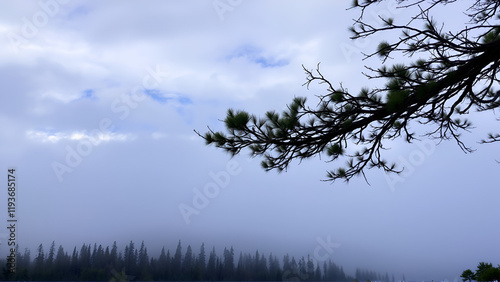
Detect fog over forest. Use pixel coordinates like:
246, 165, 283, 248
1, 1, 499, 281
1, 240, 397, 281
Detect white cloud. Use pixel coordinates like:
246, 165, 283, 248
26, 129, 134, 144
151, 131, 168, 140
41, 90, 82, 103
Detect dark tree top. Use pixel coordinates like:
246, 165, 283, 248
198, 0, 500, 183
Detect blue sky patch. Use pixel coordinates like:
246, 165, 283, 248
66, 5, 91, 19
254, 57, 288, 68
82, 89, 95, 99
75, 89, 96, 101
177, 96, 192, 105
228, 45, 289, 68
145, 89, 168, 104
144, 89, 192, 105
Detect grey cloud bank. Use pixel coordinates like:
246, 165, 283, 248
0, 1, 499, 281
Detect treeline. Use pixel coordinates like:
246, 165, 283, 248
1, 240, 388, 281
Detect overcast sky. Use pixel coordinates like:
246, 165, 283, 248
1, 1, 499, 281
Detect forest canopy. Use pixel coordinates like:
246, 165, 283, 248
2, 240, 388, 281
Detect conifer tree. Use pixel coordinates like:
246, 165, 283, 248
183, 244, 194, 280
197, 242, 206, 277
223, 246, 235, 280
33, 243, 45, 278
123, 241, 137, 275
54, 245, 69, 280
110, 241, 118, 270
46, 241, 56, 270
138, 241, 150, 280
173, 240, 183, 279
206, 246, 217, 280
